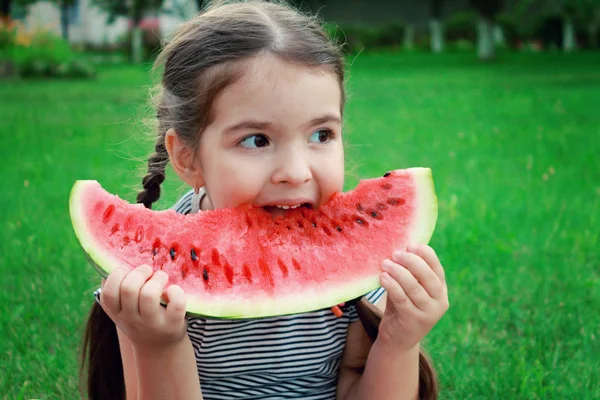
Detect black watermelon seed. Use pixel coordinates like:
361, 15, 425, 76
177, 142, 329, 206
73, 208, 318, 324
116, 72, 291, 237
203, 268, 209, 281
356, 218, 365, 225
312, 222, 317, 228
190, 249, 198, 261
370, 211, 379, 218
152, 248, 158, 255
383, 171, 391, 177
336, 226, 342, 232
170, 248, 176, 260
387, 197, 405, 206
356, 203, 364, 212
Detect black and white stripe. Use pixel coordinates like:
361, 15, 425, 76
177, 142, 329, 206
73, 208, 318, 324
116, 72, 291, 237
187, 289, 383, 400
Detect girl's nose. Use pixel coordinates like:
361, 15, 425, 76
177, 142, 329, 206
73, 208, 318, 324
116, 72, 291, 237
271, 149, 312, 186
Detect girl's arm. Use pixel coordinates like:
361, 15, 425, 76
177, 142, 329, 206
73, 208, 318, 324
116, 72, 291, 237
101, 265, 203, 400
337, 245, 448, 400
337, 293, 420, 400
133, 334, 201, 400
117, 328, 202, 400
116, 327, 138, 399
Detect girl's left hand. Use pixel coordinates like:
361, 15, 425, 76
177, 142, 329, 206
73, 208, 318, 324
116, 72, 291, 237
378, 244, 449, 351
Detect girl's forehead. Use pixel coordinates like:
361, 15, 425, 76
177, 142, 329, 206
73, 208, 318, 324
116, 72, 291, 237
210, 55, 342, 125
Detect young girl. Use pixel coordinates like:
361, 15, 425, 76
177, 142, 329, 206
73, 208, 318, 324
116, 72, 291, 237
80, 1, 449, 399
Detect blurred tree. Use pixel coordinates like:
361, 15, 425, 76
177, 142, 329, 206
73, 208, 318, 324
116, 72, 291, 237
562, 0, 577, 50
93, 0, 164, 63
563, 0, 600, 50
520, 0, 600, 50
1, 0, 11, 23
430, 0, 444, 52
55, 0, 77, 41
588, 1, 600, 48
470, 0, 503, 60
3, 0, 37, 23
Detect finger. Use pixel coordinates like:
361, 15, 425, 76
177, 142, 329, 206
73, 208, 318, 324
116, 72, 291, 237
380, 271, 412, 311
139, 270, 170, 319
163, 285, 187, 324
119, 265, 154, 316
100, 267, 129, 317
392, 250, 443, 299
408, 244, 445, 284
382, 259, 431, 311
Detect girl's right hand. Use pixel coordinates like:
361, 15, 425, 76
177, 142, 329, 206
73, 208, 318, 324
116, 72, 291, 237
100, 264, 188, 350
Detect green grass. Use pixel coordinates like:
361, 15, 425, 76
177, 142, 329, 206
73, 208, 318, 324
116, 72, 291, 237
1, 52, 599, 399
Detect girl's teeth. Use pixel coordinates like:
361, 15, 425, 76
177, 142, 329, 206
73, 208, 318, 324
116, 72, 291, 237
275, 204, 301, 210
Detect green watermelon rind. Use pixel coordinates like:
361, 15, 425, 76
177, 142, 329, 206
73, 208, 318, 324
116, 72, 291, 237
70, 168, 437, 319
409, 167, 439, 245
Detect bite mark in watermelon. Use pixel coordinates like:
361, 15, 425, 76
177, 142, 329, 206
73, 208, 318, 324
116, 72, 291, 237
70, 168, 438, 318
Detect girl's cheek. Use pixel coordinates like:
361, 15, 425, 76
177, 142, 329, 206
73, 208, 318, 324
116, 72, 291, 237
215, 180, 262, 209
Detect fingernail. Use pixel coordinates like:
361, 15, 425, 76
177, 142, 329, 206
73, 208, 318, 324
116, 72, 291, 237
392, 250, 403, 260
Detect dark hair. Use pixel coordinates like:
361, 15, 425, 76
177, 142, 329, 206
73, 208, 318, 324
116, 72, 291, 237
79, 1, 438, 398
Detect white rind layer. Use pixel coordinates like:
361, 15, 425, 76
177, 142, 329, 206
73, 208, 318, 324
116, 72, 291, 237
186, 275, 382, 319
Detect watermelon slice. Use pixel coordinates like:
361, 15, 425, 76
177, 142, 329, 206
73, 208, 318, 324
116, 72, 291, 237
70, 168, 437, 318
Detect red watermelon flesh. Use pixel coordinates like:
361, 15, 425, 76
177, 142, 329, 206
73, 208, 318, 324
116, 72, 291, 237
69, 168, 437, 318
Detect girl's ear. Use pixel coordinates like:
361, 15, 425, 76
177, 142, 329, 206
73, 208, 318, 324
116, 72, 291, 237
165, 128, 205, 189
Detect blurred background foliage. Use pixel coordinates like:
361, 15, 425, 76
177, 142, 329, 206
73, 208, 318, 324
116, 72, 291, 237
1, 0, 599, 79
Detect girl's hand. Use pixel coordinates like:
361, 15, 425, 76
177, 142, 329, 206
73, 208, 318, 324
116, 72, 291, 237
100, 265, 188, 350
378, 244, 449, 351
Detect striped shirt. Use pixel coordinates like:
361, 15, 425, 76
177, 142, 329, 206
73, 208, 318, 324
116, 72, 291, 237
98, 190, 385, 400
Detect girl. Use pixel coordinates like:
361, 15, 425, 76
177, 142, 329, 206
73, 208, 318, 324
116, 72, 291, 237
80, 1, 449, 399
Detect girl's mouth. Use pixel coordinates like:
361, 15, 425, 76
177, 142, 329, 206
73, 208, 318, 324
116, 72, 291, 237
263, 203, 313, 217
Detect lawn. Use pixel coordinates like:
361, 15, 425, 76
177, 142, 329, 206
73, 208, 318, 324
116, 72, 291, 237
1, 51, 599, 399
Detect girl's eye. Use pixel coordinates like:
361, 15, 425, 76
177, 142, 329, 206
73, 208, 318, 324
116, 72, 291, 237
239, 134, 269, 149
309, 129, 333, 144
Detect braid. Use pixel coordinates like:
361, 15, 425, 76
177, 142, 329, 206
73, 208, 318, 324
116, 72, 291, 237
136, 138, 168, 209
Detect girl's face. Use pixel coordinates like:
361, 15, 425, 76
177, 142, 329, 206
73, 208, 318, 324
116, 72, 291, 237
196, 55, 344, 217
